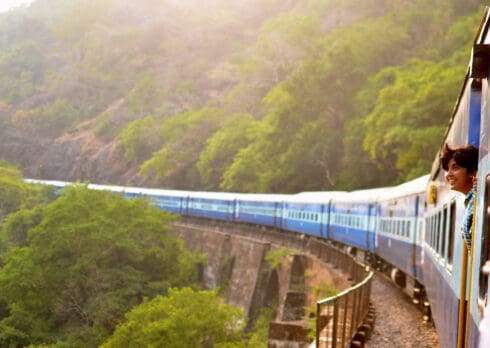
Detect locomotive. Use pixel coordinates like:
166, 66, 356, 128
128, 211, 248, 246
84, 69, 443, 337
25, 6, 490, 348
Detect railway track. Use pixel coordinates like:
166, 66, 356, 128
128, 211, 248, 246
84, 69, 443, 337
367, 273, 439, 347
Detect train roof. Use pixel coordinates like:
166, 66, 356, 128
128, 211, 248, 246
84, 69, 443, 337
378, 174, 429, 201
235, 192, 290, 202
286, 191, 348, 203
24, 178, 71, 187
332, 187, 390, 203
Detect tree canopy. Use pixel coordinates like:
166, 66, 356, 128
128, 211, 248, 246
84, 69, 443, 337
101, 287, 245, 348
0, 184, 203, 347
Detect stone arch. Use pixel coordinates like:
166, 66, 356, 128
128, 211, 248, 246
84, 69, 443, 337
218, 255, 235, 289
264, 269, 279, 312
289, 254, 306, 291
280, 254, 307, 321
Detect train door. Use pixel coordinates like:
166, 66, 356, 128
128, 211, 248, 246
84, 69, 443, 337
366, 203, 376, 252
319, 203, 325, 238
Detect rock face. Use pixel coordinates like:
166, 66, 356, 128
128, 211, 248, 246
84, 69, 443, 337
0, 122, 141, 185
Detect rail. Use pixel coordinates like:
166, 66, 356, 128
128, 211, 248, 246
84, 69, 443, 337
316, 264, 373, 348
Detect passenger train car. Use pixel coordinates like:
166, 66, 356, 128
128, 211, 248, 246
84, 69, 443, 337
24, 7, 490, 348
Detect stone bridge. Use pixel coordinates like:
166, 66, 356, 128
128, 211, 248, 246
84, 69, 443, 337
173, 218, 351, 347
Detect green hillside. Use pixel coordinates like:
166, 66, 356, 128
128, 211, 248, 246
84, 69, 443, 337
0, 0, 484, 192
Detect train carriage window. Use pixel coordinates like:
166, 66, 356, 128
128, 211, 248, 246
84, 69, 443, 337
479, 176, 490, 303
434, 215, 438, 250
430, 216, 435, 248
436, 212, 441, 255
441, 206, 447, 259
426, 217, 431, 245
429, 216, 433, 245
448, 201, 457, 267
430, 216, 434, 248
425, 217, 429, 243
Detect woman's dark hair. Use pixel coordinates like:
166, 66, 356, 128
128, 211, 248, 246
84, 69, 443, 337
440, 143, 479, 173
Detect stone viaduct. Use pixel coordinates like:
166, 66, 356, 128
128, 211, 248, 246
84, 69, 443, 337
173, 218, 352, 347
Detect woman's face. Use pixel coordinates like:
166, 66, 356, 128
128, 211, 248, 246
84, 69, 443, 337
445, 158, 474, 194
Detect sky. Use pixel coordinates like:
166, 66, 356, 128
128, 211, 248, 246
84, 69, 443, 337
0, 0, 35, 13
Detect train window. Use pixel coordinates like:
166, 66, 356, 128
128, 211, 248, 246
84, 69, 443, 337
425, 217, 429, 243
427, 216, 432, 246
434, 214, 439, 250
448, 201, 457, 267
431, 216, 435, 247
426, 217, 430, 244
479, 175, 490, 302
441, 206, 447, 259
436, 212, 442, 255
425, 218, 430, 244
431, 216, 435, 248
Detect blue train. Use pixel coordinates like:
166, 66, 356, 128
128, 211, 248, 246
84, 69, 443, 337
25, 7, 490, 348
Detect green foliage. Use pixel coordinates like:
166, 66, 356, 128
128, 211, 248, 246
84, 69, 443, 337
220, 113, 277, 193
362, 53, 466, 181
304, 281, 339, 340
0, 40, 47, 103
197, 113, 258, 189
140, 107, 224, 188
0, 205, 45, 252
101, 287, 245, 348
0, 162, 52, 222
246, 307, 276, 348
265, 247, 295, 270
118, 115, 160, 162
12, 99, 79, 137
126, 71, 166, 115
93, 111, 111, 137
0, 185, 202, 347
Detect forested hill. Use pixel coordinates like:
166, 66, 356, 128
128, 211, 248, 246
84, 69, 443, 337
0, 0, 484, 193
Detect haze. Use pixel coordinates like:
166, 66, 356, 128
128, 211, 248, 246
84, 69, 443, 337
0, 0, 35, 13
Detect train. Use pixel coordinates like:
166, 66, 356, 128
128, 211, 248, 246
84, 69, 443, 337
25, 7, 490, 348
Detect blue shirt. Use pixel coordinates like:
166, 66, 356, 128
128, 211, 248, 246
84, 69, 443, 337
462, 188, 474, 251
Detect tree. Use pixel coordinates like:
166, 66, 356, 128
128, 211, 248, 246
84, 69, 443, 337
362, 53, 466, 182
139, 107, 224, 188
0, 161, 52, 222
197, 113, 258, 189
0, 185, 202, 347
101, 287, 245, 348
118, 115, 160, 162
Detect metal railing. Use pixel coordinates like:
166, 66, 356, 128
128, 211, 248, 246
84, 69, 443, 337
316, 266, 373, 348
